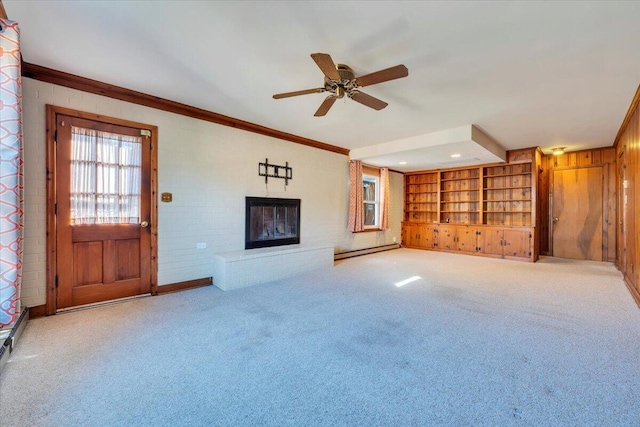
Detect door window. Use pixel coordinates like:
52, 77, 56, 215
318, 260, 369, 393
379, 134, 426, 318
70, 126, 142, 224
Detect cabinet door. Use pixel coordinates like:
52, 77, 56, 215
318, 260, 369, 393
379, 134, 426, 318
408, 224, 422, 247
481, 228, 504, 256
457, 226, 478, 253
402, 224, 417, 247
438, 225, 457, 250
419, 225, 435, 248
503, 229, 532, 258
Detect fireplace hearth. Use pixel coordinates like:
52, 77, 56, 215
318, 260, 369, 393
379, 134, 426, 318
245, 197, 300, 249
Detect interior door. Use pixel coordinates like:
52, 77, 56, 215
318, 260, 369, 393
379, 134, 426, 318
552, 168, 603, 260
56, 115, 152, 309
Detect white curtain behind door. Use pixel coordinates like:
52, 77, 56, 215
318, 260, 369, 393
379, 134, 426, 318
70, 127, 142, 225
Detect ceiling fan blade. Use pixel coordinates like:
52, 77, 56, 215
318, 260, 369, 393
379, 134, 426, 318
311, 53, 341, 81
273, 88, 325, 99
350, 91, 388, 111
356, 64, 408, 87
314, 95, 338, 117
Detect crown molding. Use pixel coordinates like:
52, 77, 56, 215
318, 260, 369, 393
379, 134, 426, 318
22, 62, 350, 156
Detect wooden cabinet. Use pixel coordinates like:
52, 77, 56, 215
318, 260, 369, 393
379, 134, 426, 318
402, 149, 540, 262
481, 228, 505, 257
456, 226, 481, 253
436, 224, 457, 251
436, 224, 479, 253
402, 222, 534, 261
502, 229, 533, 259
478, 227, 532, 260
402, 223, 436, 249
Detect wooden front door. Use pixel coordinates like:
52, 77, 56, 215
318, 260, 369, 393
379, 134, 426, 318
54, 113, 153, 309
552, 168, 603, 260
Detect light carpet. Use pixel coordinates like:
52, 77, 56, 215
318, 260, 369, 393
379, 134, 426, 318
1, 249, 639, 426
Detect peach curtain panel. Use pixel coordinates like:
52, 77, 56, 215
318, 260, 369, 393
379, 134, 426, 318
0, 19, 23, 326
347, 160, 364, 232
380, 167, 390, 230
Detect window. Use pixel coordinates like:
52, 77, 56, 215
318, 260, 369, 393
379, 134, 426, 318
363, 174, 380, 228
348, 160, 389, 233
70, 126, 142, 225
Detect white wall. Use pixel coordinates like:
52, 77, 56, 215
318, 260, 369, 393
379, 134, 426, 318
20, 78, 404, 308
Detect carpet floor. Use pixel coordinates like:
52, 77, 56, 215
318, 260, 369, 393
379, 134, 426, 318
1, 249, 639, 426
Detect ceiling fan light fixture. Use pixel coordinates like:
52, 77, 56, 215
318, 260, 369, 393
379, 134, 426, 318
552, 147, 566, 156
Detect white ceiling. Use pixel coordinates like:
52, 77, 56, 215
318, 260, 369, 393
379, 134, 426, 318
5, 1, 640, 171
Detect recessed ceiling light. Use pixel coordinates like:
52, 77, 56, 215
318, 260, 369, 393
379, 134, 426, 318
451, 154, 461, 158
399, 161, 407, 165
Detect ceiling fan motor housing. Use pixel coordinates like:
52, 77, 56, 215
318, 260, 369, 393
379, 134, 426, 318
325, 64, 357, 96
336, 64, 355, 81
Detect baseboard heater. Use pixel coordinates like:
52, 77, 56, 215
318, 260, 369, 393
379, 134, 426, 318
334, 243, 400, 260
0, 307, 29, 375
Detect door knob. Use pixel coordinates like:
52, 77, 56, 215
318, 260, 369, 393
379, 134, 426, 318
140, 220, 149, 228
552, 217, 559, 222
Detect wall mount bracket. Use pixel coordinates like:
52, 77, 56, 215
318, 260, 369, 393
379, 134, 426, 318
259, 158, 292, 186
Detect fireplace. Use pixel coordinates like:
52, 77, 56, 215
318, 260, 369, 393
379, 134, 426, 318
245, 197, 300, 249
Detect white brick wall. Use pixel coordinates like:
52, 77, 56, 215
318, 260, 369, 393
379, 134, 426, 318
20, 78, 404, 308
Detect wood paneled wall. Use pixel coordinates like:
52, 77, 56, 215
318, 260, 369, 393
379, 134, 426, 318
539, 147, 617, 262
615, 86, 640, 306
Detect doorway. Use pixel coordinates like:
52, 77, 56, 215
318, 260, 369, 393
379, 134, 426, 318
551, 167, 603, 260
46, 106, 158, 313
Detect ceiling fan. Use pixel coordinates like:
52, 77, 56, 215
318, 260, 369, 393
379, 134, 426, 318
273, 53, 409, 117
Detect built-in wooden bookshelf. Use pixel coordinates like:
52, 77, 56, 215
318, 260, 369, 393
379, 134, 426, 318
482, 163, 532, 226
402, 148, 540, 262
404, 172, 438, 223
439, 167, 480, 225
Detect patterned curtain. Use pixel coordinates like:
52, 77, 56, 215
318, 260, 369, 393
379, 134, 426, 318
380, 167, 390, 230
347, 160, 364, 232
0, 19, 23, 327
